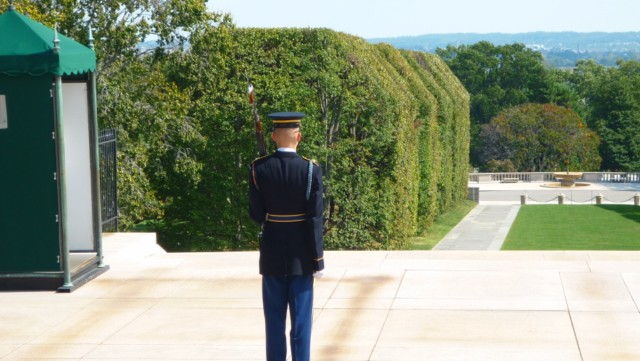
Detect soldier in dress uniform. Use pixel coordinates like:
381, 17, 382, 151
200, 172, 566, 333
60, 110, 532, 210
248, 111, 324, 361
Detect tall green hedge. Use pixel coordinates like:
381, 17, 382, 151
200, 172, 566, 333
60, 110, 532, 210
155, 26, 470, 250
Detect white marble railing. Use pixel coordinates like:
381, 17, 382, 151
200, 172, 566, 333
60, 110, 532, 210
469, 172, 640, 183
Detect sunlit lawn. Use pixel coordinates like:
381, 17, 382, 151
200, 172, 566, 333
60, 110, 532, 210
409, 200, 478, 250
502, 205, 640, 250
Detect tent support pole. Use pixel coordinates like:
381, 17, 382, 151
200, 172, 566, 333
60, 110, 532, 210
55, 75, 73, 289
87, 29, 105, 268
89, 70, 105, 268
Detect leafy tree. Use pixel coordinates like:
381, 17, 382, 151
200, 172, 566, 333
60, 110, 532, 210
87, 0, 224, 229
543, 68, 585, 117
0, 0, 54, 24
97, 55, 207, 229
477, 103, 601, 172
437, 42, 549, 165
2, 0, 221, 63
1, 1, 226, 228
586, 61, 640, 171
437, 42, 548, 123
568, 60, 607, 120
538, 59, 640, 171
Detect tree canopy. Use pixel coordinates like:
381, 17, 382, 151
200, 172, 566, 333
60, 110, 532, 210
584, 61, 640, 171
437, 42, 548, 124
437, 42, 549, 165
478, 103, 601, 172
439, 41, 640, 172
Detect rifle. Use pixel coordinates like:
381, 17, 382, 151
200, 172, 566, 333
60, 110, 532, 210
248, 83, 267, 157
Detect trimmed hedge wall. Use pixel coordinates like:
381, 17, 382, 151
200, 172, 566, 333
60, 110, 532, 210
159, 26, 470, 250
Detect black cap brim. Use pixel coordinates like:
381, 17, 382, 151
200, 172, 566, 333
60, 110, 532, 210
268, 111, 305, 128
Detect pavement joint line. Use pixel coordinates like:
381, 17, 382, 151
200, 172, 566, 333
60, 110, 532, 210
621, 273, 640, 314
560, 273, 586, 361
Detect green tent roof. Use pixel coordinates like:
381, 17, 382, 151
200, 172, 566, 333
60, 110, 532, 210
0, 9, 95, 76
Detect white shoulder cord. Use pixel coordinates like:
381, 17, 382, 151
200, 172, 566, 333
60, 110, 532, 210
306, 161, 313, 200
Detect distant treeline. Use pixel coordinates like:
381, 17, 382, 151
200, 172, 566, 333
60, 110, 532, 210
543, 49, 640, 68
370, 32, 640, 67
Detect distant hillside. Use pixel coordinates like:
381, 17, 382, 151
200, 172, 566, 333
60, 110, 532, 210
369, 32, 640, 67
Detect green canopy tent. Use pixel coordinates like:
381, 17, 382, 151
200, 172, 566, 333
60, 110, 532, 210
0, 7, 95, 76
0, 4, 107, 292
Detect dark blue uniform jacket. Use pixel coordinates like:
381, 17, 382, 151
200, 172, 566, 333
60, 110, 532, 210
249, 151, 325, 276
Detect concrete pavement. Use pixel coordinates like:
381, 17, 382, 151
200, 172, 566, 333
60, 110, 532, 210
3, 233, 640, 360
433, 204, 520, 250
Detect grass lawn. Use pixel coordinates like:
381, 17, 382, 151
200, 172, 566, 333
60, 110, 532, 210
502, 205, 640, 250
409, 199, 478, 250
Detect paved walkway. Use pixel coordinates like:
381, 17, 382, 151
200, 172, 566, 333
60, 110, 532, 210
434, 204, 520, 250
3, 233, 640, 360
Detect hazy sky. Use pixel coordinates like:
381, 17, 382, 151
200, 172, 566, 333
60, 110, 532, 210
207, 0, 640, 38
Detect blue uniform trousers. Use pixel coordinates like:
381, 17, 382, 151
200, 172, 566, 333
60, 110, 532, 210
262, 275, 314, 361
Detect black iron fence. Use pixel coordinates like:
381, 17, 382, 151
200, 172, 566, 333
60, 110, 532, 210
99, 129, 118, 232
